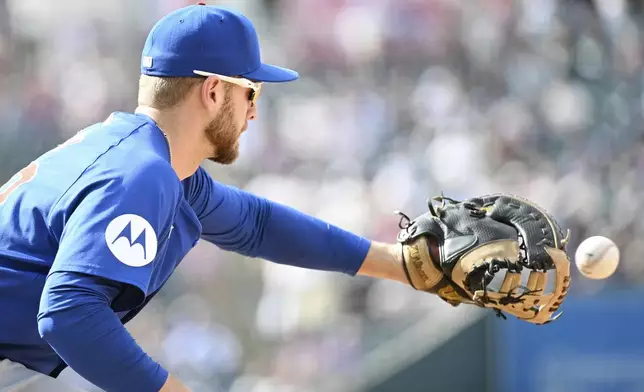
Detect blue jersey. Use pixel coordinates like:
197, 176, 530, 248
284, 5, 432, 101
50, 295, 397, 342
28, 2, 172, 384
0, 112, 202, 373
0, 111, 370, 383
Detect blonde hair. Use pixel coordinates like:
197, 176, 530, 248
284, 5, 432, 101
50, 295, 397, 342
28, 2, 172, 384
137, 75, 204, 109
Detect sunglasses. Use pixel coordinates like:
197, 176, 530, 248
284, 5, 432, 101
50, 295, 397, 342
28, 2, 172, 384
193, 70, 262, 106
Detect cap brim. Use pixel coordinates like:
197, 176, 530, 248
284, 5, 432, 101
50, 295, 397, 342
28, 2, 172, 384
242, 63, 299, 83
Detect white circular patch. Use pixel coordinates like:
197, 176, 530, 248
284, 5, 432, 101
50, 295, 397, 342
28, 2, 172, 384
105, 214, 158, 267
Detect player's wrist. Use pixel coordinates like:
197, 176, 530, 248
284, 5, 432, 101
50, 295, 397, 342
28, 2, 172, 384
357, 242, 409, 285
160, 374, 191, 392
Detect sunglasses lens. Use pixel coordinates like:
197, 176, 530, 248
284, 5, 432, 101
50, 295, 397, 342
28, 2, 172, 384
250, 85, 262, 105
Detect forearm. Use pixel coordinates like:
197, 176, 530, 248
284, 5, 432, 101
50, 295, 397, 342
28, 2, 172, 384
356, 242, 409, 285
199, 183, 371, 274
255, 201, 371, 273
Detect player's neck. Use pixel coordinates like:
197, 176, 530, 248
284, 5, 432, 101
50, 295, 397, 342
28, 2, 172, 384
135, 106, 206, 180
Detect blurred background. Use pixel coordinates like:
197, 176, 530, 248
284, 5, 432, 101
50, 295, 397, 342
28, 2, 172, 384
2, 0, 644, 391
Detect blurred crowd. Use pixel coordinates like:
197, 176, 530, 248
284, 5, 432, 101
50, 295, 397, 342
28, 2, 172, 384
2, 0, 644, 390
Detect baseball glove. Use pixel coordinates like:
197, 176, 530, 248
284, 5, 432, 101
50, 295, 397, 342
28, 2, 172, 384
396, 193, 571, 325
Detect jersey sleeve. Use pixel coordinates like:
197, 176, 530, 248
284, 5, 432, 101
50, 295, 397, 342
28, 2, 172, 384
184, 167, 370, 274
50, 161, 178, 306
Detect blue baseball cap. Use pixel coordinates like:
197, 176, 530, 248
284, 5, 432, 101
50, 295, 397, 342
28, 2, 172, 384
141, 3, 299, 83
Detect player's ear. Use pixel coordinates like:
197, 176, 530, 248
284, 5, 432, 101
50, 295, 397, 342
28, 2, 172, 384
200, 76, 222, 111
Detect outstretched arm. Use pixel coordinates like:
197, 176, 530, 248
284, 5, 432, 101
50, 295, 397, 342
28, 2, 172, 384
185, 167, 410, 284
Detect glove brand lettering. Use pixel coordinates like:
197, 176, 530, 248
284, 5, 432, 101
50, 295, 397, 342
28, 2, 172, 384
409, 245, 430, 284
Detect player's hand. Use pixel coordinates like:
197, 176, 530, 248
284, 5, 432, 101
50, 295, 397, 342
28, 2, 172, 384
160, 374, 192, 392
395, 193, 571, 325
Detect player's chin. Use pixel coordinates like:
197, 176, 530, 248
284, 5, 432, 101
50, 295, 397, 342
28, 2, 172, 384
207, 156, 237, 165
208, 145, 239, 165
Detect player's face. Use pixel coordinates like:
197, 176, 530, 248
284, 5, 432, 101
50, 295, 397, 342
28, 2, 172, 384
204, 84, 256, 164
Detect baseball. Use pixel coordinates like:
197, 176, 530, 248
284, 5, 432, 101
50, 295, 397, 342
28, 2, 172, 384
574, 236, 620, 280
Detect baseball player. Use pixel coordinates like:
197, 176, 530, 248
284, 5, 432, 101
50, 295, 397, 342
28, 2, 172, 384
0, 3, 572, 392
